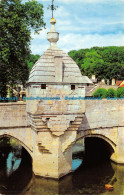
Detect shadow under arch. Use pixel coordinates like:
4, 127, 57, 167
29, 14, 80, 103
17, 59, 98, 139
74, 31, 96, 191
76, 133, 116, 153
0, 134, 33, 158
72, 133, 116, 171
0, 134, 33, 194
70, 133, 116, 194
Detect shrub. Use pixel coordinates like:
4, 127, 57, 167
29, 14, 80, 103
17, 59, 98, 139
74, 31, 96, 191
93, 88, 107, 98
117, 87, 124, 98
107, 88, 117, 98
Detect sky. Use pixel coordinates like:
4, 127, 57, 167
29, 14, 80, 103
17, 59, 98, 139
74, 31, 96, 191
25, 0, 124, 55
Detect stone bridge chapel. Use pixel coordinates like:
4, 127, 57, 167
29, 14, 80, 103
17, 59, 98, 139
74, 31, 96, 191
26, 18, 91, 178
1, 17, 124, 179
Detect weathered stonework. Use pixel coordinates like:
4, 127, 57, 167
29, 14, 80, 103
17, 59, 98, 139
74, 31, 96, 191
1, 19, 124, 179
0, 102, 28, 127
78, 99, 124, 165
26, 18, 90, 178
26, 83, 85, 136
0, 100, 124, 178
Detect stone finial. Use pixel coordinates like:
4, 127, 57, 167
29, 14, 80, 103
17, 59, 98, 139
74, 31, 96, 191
50, 18, 56, 32
47, 18, 59, 49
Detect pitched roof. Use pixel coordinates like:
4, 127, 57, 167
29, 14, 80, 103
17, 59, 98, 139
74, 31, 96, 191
119, 80, 124, 87
116, 80, 123, 86
28, 18, 92, 85
28, 49, 92, 84
120, 84, 124, 87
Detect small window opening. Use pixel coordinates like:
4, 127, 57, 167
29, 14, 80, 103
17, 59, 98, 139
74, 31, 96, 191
70, 121, 73, 125
41, 84, 46, 89
71, 85, 75, 90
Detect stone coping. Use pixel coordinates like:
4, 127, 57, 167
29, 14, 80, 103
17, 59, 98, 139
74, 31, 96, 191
0, 101, 26, 106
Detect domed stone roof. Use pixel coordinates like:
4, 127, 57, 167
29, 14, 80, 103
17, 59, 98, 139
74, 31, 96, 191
28, 18, 92, 84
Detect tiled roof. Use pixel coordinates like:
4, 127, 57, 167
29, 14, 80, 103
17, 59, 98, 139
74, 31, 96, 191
28, 49, 92, 84
28, 18, 92, 85
116, 81, 123, 86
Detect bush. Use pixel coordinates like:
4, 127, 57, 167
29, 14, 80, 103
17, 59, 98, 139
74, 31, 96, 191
107, 88, 117, 98
117, 87, 124, 98
93, 88, 107, 98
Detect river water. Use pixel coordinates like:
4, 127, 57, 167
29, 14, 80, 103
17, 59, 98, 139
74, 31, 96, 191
0, 146, 123, 194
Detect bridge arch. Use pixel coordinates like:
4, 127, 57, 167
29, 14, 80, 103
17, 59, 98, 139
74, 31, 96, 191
0, 134, 33, 158
76, 133, 116, 152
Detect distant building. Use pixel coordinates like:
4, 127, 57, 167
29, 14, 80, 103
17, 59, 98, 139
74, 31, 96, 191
116, 80, 124, 87
119, 81, 124, 88
116, 80, 123, 86
90, 75, 97, 84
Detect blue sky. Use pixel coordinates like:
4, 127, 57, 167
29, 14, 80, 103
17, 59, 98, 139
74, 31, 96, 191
25, 0, 124, 54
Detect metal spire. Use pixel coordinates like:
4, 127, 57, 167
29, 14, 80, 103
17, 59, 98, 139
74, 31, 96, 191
47, 0, 58, 19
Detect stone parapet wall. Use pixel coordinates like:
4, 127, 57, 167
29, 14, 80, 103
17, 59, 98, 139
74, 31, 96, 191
79, 99, 124, 131
0, 102, 28, 128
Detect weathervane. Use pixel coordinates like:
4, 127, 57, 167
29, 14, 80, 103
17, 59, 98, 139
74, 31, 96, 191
47, 0, 58, 19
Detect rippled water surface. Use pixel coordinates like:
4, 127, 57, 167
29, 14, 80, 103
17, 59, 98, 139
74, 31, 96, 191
0, 148, 123, 194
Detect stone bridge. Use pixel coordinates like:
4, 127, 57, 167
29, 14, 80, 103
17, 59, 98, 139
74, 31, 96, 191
1, 18, 124, 179
77, 99, 124, 165
0, 99, 124, 178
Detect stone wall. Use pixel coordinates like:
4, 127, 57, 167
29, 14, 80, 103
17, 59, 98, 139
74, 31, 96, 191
0, 102, 28, 128
1, 99, 124, 131
26, 83, 85, 136
79, 99, 124, 131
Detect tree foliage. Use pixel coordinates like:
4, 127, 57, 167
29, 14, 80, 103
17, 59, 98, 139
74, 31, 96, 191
93, 87, 124, 98
0, 0, 45, 96
93, 88, 107, 98
27, 54, 40, 72
117, 88, 124, 98
68, 46, 124, 82
107, 88, 117, 98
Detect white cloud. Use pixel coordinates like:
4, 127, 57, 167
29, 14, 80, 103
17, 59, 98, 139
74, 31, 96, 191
32, 0, 123, 4
30, 43, 49, 55
25, 0, 124, 55
58, 33, 124, 52
30, 32, 124, 54
54, 6, 70, 17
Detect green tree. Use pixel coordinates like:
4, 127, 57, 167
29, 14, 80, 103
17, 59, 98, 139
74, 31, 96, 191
0, 0, 45, 97
107, 88, 117, 98
81, 51, 104, 81
0, 63, 8, 98
117, 87, 124, 98
27, 54, 40, 72
68, 46, 124, 82
68, 49, 89, 70
93, 88, 107, 98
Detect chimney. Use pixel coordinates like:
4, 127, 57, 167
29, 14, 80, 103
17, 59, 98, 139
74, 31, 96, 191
101, 79, 105, 84
112, 79, 115, 86
92, 75, 96, 80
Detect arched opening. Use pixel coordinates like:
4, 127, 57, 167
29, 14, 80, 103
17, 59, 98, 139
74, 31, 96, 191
84, 137, 114, 165
71, 136, 115, 194
72, 135, 115, 171
0, 136, 32, 194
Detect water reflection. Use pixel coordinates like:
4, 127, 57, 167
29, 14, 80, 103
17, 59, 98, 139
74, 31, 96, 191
21, 162, 124, 195
0, 148, 123, 194
72, 159, 82, 171
7, 152, 21, 176
0, 147, 32, 194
